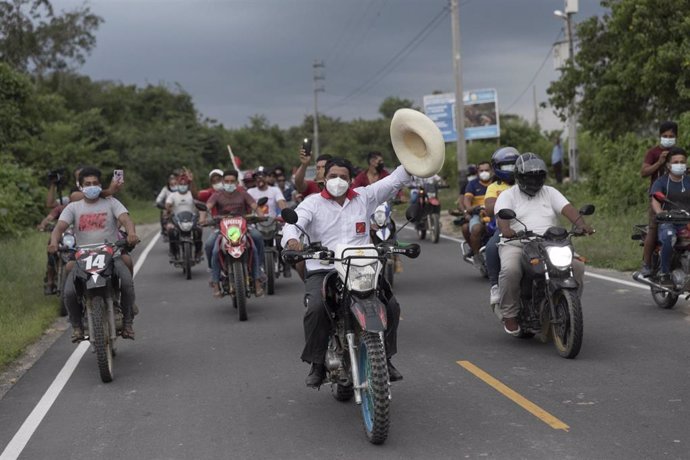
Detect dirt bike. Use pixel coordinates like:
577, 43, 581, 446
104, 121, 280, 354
255, 216, 286, 295
169, 210, 203, 280
496, 204, 595, 359
72, 240, 130, 382
212, 214, 266, 321
411, 182, 441, 243
370, 202, 397, 287
632, 192, 690, 309
281, 208, 420, 444
451, 207, 494, 278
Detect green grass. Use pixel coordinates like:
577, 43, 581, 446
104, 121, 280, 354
0, 232, 62, 371
126, 198, 161, 225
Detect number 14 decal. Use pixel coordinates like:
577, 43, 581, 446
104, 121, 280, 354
83, 254, 106, 270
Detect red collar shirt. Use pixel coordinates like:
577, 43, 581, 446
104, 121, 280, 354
281, 166, 410, 272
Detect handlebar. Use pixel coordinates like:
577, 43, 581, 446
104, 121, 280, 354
282, 242, 421, 264
202, 214, 269, 227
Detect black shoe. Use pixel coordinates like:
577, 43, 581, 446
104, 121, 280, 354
305, 362, 326, 388
71, 327, 85, 343
387, 359, 403, 382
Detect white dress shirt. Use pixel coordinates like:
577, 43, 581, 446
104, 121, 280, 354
281, 165, 411, 272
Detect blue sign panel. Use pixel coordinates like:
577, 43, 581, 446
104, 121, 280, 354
423, 89, 500, 142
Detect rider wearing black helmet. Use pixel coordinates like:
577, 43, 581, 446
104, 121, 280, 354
494, 153, 593, 336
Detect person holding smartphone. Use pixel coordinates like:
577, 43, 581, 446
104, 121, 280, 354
294, 140, 332, 198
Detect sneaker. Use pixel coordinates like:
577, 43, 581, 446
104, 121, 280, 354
70, 327, 85, 343
640, 263, 653, 277
305, 362, 326, 388
254, 280, 265, 297
503, 317, 521, 336
490, 284, 500, 305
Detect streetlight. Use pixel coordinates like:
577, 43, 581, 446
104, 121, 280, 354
554, 2, 578, 182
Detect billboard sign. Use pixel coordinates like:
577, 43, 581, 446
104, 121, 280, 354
423, 88, 500, 142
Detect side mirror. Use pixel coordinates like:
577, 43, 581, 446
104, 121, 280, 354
653, 191, 667, 203
579, 204, 595, 216
496, 209, 516, 220
257, 197, 269, 207
194, 200, 208, 212
281, 208, 299, 224
404, 243, 421, 259
405, 204, 423, 223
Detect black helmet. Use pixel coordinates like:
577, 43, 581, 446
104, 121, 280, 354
491, 147, 519, 184
515, 152, 547, 196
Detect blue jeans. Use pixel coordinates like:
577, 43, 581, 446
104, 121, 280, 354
204, 230, 218, 269
485, 230, 501, 286
658, 223, 684, 274
211, 228, 264, 283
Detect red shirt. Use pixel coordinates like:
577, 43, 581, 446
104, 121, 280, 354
352, 169, 389, 188
644, 145, 667, 187
302, 180, 322, 197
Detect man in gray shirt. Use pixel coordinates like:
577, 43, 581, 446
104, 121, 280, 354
49, 166, 139, 342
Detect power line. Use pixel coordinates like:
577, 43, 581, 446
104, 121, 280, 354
331, 0, 390, 73
324, 4, 449, 113
504, 29, 563, 113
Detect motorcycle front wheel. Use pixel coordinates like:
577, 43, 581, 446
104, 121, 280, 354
551, 289, 583, 359
358, 331, 390, 444
183, 242, 192, 280
56, 260, 67, 316
265, 251, 275, 295
429, 213, 440, 243
90, 296, 114, 382
231, 260, 247, 321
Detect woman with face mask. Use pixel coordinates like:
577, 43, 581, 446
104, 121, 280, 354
649, 147, 690, 284
640, 121, 679, 276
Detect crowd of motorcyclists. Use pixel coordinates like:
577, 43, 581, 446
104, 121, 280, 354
40, 118, 690, 384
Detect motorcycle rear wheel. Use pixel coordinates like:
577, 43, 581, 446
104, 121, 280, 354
651, 287, 679, 309
265, 251, 275, 295
551, 289, 583, 359
183, 242, 192, 280
358, 331, 390, 444
90, 296, 114, 382
430, 213, 440, 243
232, 260, 247, 321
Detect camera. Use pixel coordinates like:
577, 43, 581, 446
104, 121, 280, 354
47, 167, 67, 187
302, 138, 312, 155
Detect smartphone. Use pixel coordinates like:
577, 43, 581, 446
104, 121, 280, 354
113, 169, 124, 184
302, 138, 312, 156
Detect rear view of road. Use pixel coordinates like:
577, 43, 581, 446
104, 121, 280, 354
1, 230, 689, 459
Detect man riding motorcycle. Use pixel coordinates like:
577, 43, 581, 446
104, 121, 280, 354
649, 147, 690, 285
495, 153, 593, 336
485, 147, 519, 307
48, 166, 139, 341
205, 170, 265, 297
282, 158, 410, 387
165, 174, 203, 262
461, 161, 494, 262
247, 169, 287, 217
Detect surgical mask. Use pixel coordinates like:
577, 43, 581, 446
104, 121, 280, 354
326, 177, 349, 197
479, 171, 491, 181
178, 185, 189, 193
375, 163, 385, 173
170, 185, 179, 192
661, 137, 676, 148
212, 182, 223, 191
670, 164, 686, 176
223, 183, 237, 193
467, 175, 477, 182
82, 185, 102, 200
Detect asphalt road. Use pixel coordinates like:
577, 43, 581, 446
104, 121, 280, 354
1, 227, 689, 459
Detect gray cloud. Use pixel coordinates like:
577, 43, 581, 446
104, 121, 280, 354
53, 0, 605, 131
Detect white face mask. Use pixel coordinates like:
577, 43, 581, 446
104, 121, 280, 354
326, 177, 349, 197
670, 163, 686, 176
661, 137, 676, 148
478, 171, 491, 181
467, 175, 477, 182
212, 182, 223, 191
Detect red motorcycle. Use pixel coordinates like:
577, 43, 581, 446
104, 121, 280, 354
214, 214, 266, 321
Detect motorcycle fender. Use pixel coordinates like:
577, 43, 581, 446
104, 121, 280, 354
85, 273, 107, 289
548, 277, 578, 295
349, 296, 387, 332
229, 246, 244, 259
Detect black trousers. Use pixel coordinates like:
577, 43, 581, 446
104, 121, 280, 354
301, 271, 400, 364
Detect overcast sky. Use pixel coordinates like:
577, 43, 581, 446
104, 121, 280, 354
52, 0, 606, 132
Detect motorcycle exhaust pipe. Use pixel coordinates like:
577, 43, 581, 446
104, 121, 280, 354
632, 272, 676, 294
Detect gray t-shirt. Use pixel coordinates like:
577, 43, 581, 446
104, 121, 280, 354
58, 197, 128, 245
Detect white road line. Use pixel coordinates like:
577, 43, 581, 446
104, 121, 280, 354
402, 227, 647, 290
0, 232, 160, 460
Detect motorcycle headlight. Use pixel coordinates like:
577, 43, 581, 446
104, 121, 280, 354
346, 263, 378, 292
546, 246, 572, 270
227, 227, 241, 243
373, 210, 387, 227
179, 221, 193, 232
61, 234, 76, 249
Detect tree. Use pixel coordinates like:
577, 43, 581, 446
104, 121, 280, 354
0, 0, 102, 74
378, 96, 417, 119
547, 0, 690, 138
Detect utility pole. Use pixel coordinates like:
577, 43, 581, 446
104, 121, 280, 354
450, 0, 467, 192
532, 85, 539, 129
554, 0, 578, 181
312, 60, 325, 157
